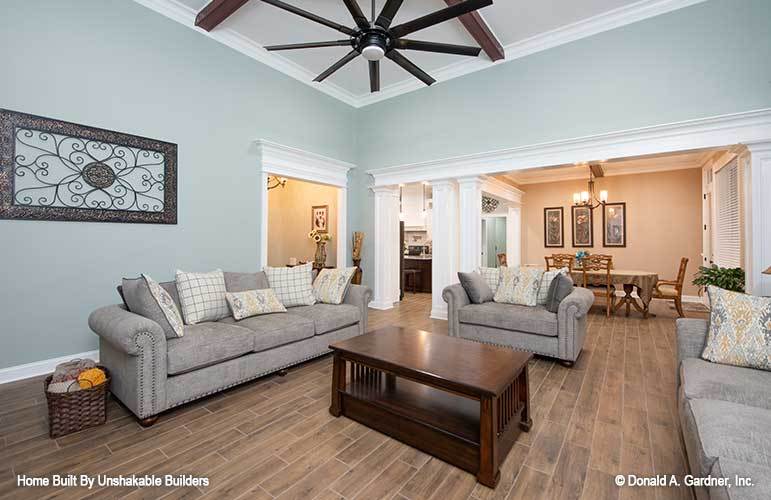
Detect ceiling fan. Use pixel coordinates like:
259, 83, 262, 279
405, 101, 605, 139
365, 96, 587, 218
260, 0, 494, 92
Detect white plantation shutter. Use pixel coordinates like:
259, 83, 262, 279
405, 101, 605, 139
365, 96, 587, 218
714, 159, 742, 268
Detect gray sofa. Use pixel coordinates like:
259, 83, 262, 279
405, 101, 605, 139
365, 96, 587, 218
89, 271, 372, 424
442, 284, 594, 366
676, 318, 770, 500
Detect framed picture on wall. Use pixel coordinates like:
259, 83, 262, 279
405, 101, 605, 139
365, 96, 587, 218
603, 202, 626, 247
571, 205, 593, 247
543, 207, 564, 247
311, 205, 329, 233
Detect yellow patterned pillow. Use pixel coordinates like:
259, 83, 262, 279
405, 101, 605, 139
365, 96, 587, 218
225, 289, 286, 320
493, 267, 545, 307
702, 286, 771, 371
314, 267, 356, 304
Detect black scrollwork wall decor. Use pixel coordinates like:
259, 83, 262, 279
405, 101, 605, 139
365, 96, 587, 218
0, 109, 177, 224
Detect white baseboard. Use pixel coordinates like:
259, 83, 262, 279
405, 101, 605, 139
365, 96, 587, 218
430, 306, 448, 321
368, 300, 395, 310
0, 350, 100, 385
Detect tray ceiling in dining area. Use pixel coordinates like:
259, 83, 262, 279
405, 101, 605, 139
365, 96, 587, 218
141, 0, 705, 106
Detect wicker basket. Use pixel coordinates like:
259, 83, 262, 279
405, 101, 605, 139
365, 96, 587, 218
44, 366, 110, 438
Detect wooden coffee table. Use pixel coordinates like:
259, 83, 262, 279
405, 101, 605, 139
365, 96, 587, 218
329, 326, 532, 487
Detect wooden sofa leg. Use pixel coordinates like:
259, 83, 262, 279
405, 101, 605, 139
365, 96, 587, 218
560, 360, 575, 368
139, 416, 159, 427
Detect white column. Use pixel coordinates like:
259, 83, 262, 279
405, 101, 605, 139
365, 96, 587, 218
507, 204, 522, 266
370, 185, 400, 309
258, 170, 269, 269
457, 176, 483, 273
431, 179, 459, 320
745, 142, 771, 296
336, 186, 347, 268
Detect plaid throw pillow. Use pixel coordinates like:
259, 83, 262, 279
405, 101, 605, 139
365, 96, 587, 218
175, 269, 229, 324
264, 262, 316, 307
478, 267, 501, 294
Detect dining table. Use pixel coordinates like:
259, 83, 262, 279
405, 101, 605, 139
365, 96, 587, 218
569, 268, 659, 318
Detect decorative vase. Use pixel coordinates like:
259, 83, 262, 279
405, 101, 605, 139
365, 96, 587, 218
314, 241, 327, 269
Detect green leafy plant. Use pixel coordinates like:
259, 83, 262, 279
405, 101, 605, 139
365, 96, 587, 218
692, 265, 745, 294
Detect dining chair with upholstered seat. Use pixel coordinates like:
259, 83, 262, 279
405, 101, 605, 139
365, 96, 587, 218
497, 253, 508, 267
653, 257, 689, 317
545, 254, 575, 271
581, 254, 615, 317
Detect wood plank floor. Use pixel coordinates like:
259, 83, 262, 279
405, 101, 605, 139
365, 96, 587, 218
0, 293, 703, 500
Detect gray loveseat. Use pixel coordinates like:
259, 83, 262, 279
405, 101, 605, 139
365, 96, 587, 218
442, 284, 594, 366
89, 271, 372, 425
676, 318, 770, 500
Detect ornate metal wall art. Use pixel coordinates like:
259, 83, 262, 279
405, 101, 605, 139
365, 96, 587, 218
0, 109, 177, 224
481, 195, 499, 213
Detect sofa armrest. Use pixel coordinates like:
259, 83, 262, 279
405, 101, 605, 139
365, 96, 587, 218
89, 305, 168, 419
676, 318, 708, 366
557, 287, 594, 362
344, 284, 373, 334
443, 284, 471, 337
88, 305, 167, 356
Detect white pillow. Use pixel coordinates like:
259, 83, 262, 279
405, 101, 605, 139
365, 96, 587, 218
314, 267, 356, 305
537, 267, 569, 306
175, 269, 229, 324
264, 262, 316, 307
494, 267, 544, 307
477, 267, 501, 294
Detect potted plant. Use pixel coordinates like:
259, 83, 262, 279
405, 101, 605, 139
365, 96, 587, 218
692, 264, 745, 307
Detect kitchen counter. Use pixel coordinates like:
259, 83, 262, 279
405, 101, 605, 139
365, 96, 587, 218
404, 255, 432, 260
403, 257, 432, 293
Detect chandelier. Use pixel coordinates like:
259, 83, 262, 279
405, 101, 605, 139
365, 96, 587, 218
572, 164, 608, 209
267, 176, 287, 190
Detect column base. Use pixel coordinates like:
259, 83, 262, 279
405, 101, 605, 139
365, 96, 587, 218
430, 304, 448, 320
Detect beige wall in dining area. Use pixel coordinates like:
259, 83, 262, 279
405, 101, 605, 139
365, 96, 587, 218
521, 168, 703, 295
268, 178, 338, 268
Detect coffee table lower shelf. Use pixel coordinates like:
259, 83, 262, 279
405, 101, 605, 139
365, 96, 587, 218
332, 369, 530, 487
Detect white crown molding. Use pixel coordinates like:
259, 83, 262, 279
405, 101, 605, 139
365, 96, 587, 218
505, 159, 703, 185
481, 175, 523, 203
0, 350, 100, 385
134, 0, 707, 108
131, 0, 360, 106
367, 108, 771, 186
255, 139, 354, 188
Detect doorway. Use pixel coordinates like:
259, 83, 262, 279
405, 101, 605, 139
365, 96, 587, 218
481, 216, 507, 268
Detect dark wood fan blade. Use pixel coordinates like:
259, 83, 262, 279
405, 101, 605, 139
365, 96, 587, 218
369, 60, 380, 92
394, 39, 481, 56
265, 40, 353, 51
386, 50, 436, 86
342, 0, 370, 29
375, 0, 405, 29
260, 0, 356, 36
389, 0, 492, 38
314, 50, 359, 82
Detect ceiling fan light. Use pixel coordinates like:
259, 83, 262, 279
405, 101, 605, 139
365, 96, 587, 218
362, 45, 385, 61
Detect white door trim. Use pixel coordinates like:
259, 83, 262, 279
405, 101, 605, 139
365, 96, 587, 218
256, 140, 355, 269
366, 108, 771, 186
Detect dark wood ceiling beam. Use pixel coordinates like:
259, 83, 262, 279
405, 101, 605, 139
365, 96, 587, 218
443, 0, 504, 61
195, 0, 249, 32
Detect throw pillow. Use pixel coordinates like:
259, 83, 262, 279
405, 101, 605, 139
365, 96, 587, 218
457, 271, 494, 304
701, 286, 771, 371
122, 275, 184, 338
494, 267, 544, 307
225, 289, 287, 320
537, 267, 569, 306
478, 267, 501, 294
264, 262, 316, 307
546, 274, 575, 313
175, 269, 229, 324
314, 267, 356, 305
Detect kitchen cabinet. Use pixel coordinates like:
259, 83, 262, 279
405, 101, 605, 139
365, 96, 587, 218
403, 257, 432, 293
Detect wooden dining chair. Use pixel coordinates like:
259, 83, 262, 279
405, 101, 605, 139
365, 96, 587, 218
545, 254, 575, 270
582, 255, 615, 317
653, 257, 689, 318
497, 253, 508, 267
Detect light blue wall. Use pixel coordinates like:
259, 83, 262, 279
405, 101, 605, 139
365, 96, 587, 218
349, 0, 771, 286
0, 0, 355, 368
